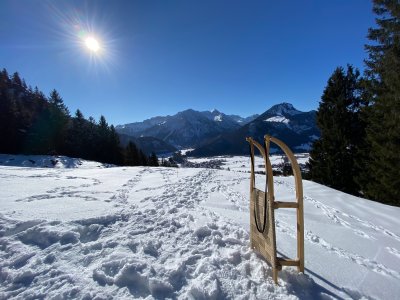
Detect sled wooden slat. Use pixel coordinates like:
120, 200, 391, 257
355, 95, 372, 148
246, 135, 305, 284
274, 201, 298, 209
250, 188, 276, 266
277, 258, 300, 266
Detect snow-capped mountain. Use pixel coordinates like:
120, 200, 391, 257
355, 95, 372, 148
116, 103, 318, 154
189, 103, 319, 156
116, 109, 240, 148
258, 103, 317, 136
266, 102, 302, 116
116, 116, 170, 137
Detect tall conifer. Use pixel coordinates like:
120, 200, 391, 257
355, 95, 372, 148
124, 141, 139, 166
309, 65, 364, 194
361, 0, 400, 205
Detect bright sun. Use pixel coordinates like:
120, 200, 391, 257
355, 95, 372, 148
85, 37, 100, 52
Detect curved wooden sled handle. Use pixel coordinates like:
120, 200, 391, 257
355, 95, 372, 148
264, 135, 304, 274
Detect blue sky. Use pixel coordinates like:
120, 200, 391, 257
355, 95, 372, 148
0, 0, 375, 125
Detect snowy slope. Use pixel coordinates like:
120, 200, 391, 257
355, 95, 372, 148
0, 156, 399, 299
187, 154, 310, 173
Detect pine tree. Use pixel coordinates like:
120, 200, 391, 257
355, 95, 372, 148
149, 152, 159, 166
33, 86, 46, 102
85, 116, 99, 160
48, 89, 70, 153
308, 65, 365, 194
96, 115, 110, 163
124, 141, 139, 166
360, 0, 400, 205
109, 125, 123, 165
0, 71, 19, 153
75, 109, 84, 120
139, 150, 148, 166
64, 109, 86, 157
0, 69, 11, 89
11, 72, 22, 87
49, 89, 69, 116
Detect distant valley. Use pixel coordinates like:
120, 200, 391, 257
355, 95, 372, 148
116, 103, 319, 156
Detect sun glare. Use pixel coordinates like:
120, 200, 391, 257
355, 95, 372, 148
44, 3, 117, 72
85, 37, 100, 52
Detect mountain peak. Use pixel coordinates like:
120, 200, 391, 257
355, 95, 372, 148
267, 102, 301, 116
180, 108, 197, 114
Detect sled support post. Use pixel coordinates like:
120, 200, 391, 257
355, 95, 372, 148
246, 135, 304, 284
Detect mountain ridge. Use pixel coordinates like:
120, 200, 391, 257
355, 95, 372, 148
189, 103, 319, 156
116, 103, 319, 154
116, 109, 242, 148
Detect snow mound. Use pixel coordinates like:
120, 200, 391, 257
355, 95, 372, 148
0, 154, 113, 169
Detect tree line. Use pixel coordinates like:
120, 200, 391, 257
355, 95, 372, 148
0, 70, 159, 167
308, 0, 399, 206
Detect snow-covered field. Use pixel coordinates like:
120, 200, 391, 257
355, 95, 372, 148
1, 155, 399, 299
186, 154, 310, 172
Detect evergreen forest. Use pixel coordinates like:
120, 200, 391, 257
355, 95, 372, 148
0, 69, 159, 167
309, 0, 400, 206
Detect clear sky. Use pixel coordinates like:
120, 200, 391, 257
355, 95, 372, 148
0, 0, 375, 125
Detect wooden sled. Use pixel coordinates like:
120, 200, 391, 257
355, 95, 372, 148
246, 135, 304, 284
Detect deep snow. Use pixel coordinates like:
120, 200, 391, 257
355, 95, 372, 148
0, 154, 399, 299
